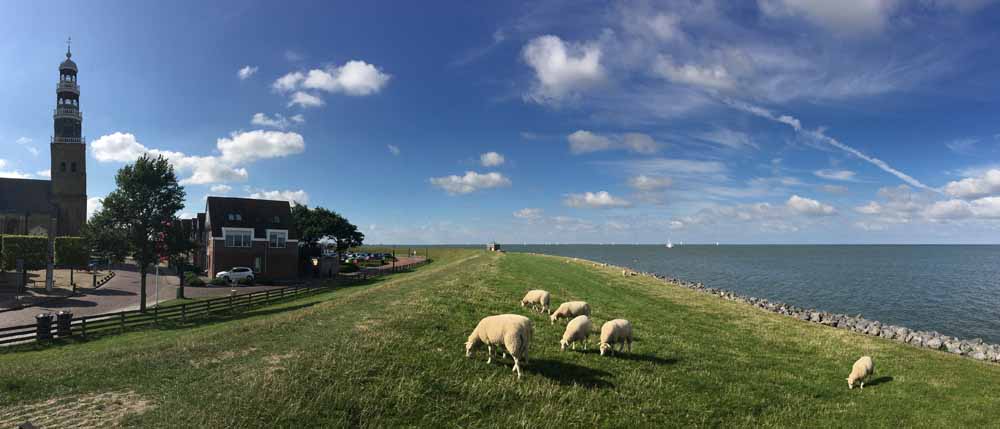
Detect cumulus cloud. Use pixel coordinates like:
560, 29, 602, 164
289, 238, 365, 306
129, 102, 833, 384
855, 201, 883, 215
480, 151, 505, 167
786, 195, 836, 216
387, 144, 401, 156
251, 112, 304, 129
91, 130, 304, 185
287, 91, 324, 108
0, 159, 30, 179
274, 60, 390, 106
814, 169, 857, 181
429, 171, 511, 195
567, 130, 660, 155
248, 189, 310, 206
237, 65, 258, 80
36, 169, 51, 178
757, 0, 896, 36
87, 196, 103, 219
522, 35, 605, 103
15, 137, 38, 156
563, 191, 632, 209
628, 175, 672, 191
210, 184, 232, 194
942, 169, 1000, 199
513, 208, 543, 220
820, 184, 849, 194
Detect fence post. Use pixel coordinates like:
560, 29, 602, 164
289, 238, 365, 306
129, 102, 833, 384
154, 306, 159, 324
81, 318, 87, 337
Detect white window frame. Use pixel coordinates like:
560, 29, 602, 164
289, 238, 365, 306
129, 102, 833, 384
222, 227, 254, 248
267, 229, 288, 248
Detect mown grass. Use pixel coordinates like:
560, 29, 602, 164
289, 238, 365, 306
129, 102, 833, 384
2, 248, 1000, 427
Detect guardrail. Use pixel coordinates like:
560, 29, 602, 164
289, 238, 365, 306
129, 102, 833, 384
336, 258, 430, 284
0, 285, 323, 348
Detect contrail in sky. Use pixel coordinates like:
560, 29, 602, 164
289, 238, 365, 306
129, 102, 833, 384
723, 98, 937, 192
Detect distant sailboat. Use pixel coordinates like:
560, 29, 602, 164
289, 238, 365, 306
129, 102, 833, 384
666, 239, 673, 249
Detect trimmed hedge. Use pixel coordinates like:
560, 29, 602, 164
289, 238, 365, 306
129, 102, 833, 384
1, 235, 48, 270
55, 236, 89, 267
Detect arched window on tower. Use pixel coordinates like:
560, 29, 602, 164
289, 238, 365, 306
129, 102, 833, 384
71, 162, 76, 172
60, 162, 66, 172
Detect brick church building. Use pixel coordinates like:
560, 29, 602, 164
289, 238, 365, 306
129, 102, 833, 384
0, 44, 87, 237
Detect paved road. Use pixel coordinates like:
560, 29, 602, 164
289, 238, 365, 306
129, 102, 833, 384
0, 267, 285, 327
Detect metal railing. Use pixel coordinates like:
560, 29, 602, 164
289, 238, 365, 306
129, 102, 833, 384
57, 81, 80, 94
52, 136, 85, 144
53, 108, 82, 120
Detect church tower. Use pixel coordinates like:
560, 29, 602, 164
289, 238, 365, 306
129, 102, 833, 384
50, 40, 87, 236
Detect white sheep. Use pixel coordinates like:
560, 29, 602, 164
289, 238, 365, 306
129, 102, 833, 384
465, 314, 534, 379
520, 290, 551, 314
847, 356, 874, 389
549, 301, 591, 325
560, 315, 593, 351
599, 319, 633, 356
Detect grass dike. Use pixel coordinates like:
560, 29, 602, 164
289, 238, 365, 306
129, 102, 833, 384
1, 248, 999, 427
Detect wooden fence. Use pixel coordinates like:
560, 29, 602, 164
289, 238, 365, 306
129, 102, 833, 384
0, 257, 431, 348
0, 285, 323, 347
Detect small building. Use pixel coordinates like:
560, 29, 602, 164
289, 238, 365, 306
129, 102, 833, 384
200, 197, 299, 280
487, 242, 501, 252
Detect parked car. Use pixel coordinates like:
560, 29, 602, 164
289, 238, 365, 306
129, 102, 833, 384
215, 266, 254, 283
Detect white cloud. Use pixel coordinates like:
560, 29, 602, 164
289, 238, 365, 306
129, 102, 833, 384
387, 144, 401, 156
210, 184, 232, 194
429, 171, 512, 195
287, 91, 324, 108
480, 151, 505, 167
628, 175, 672, 191
855, 201, 882, 215
654, 55, 734, 89
563, 191, 632, 209
273, 71, 305, 92
942, 169, 1000, 199
600, 158, 727, 176
251, 112, 304, 129
786, 195, 836, 216
0, 159, 31, 179
522, 35, 605, 103
567, 130, 660, 155
36, 169, 50, 178
248, 189, 310, 206
568, 130, 614, 154
814, 169, 857, 181
301, 60, 391, 96
216, 130, 305, 164
694, 129, 758, 150
757, 0, 897, 36
15, 137, 38, 156
284, 50, 305, 62
91, 130, 304, 185
513, 208, 543, 220
945, 138, 977, 155
727, 99, 935, 192
87, 196, 103, 219
237, 65, 258, 80
924, 199, 973, 220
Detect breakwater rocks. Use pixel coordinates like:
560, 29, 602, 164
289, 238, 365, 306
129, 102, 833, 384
653, 274, 1000, 363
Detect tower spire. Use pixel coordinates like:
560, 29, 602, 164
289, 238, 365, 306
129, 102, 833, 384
66, 36, 72, 58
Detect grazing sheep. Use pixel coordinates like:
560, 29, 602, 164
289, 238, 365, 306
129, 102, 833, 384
520, 290, 551, 314
549, 301, 591, 325
599, 319, 633, 356
847, 356, 875, 389
465, 314, 534, 379
560, 315, 593, 351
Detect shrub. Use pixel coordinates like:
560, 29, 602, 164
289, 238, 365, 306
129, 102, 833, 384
339, 262, 360, 273
1, 235, 48, 270
184, 271, 206, 287
209, 277, 228, 286
55, 237, 89, 268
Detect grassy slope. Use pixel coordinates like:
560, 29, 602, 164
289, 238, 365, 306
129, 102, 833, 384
2, 248, 999, 427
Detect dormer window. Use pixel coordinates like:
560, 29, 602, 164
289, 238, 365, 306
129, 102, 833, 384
273, 216, 280, 223
227, 213, 242, 221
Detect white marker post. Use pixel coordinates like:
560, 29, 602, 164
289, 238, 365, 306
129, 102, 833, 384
155, 264, 159, 308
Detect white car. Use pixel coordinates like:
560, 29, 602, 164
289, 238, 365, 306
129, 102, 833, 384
216, 266, 254, 283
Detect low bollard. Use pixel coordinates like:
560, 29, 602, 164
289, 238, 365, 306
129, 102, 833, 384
56, 311, 73, 337
35, 313, 53, 341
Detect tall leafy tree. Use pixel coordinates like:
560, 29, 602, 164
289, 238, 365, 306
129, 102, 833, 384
99, 155, 186, 312
291, 205, 364, 253
81, 209, 129, 265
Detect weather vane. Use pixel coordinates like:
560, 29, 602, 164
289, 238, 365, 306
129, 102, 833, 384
66, 36, 72, 55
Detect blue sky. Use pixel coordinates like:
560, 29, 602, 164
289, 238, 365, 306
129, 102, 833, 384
2, 0, 1000, 244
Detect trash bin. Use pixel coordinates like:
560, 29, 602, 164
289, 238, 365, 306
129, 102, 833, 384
56, 311, 73, 337
35, 313, 53, 341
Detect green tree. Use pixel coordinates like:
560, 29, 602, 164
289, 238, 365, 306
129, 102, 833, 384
99, 155, 186, 312
291, 205, 364, 253
81, 209, 130, 265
